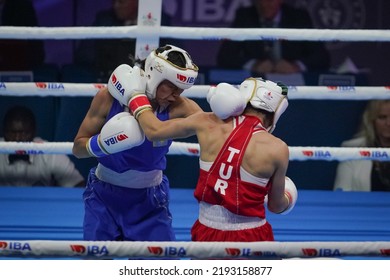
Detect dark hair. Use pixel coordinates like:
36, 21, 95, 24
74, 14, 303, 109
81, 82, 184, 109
156, 45, 187, 67
134, 45, 187, 69
3, 105, 36, 133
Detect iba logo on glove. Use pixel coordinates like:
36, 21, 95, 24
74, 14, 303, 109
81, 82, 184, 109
111, 74, 125, 96
103, 133, 129, 146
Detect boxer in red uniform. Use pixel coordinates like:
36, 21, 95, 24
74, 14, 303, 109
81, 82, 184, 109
130, 77, 297, 242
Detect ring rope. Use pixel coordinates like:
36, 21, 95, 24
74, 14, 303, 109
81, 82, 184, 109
0, 240, 389, 259
1, 141, 389, 162
1, 8, 388, 261
1, 83, 390, 100
1, 26, 390, 42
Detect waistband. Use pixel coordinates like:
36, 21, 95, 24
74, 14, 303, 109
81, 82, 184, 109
198, 201, 266, 231
95, 163, 163, 189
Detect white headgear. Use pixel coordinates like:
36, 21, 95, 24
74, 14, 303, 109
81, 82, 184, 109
239, 77, 288, 133
144, 45, 199, 99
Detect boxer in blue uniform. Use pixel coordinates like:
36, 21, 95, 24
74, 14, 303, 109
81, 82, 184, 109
72, 45, 201, 241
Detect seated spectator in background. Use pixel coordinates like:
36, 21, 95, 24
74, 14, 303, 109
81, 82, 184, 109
75, 0, 138, 81
74, 0, 173, 82
334, 100, 390, 192
0, 105, 85, 187
217, 0, 330, 75
0, 0, 45, 71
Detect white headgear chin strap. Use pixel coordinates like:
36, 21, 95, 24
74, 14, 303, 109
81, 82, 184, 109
144, 45, 198, 99
239, 77, 288, 133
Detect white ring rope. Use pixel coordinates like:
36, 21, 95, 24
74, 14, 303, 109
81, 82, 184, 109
2, 9, 389, 261
0, 240, 389, 259
1, 24, 389, 162
1, 26, 390, 42
1, 141, 389, 162
1, 83, 390, 100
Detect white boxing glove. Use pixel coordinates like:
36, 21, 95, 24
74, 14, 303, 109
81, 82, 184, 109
108, 64, 148, 107
87, 112, 145, 157
279, 176, 298, 215
207, 83, 247, 120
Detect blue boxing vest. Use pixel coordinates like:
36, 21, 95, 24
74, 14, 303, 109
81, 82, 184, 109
98, 99, 172, 173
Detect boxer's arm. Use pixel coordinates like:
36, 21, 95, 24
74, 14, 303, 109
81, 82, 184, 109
266, 140, 294, 214
137, 109, 200, 142
72, 88, 113, 158
169, 96, 203, 119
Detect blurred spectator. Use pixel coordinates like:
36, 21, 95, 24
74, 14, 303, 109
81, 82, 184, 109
0, 105, 85, 187
74, 0, 138, 81
217, 0, 330, 75
74, 0, 173, 81
334, 100, 390, 192
0, 0, 45, 71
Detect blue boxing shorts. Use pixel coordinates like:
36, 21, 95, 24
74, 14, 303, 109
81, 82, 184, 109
83, 167, 175, 241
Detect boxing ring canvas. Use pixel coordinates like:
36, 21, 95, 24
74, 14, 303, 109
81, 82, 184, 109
1, 186, 389, 243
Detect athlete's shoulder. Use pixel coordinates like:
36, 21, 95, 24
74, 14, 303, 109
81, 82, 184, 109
255, 132, 288, 154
